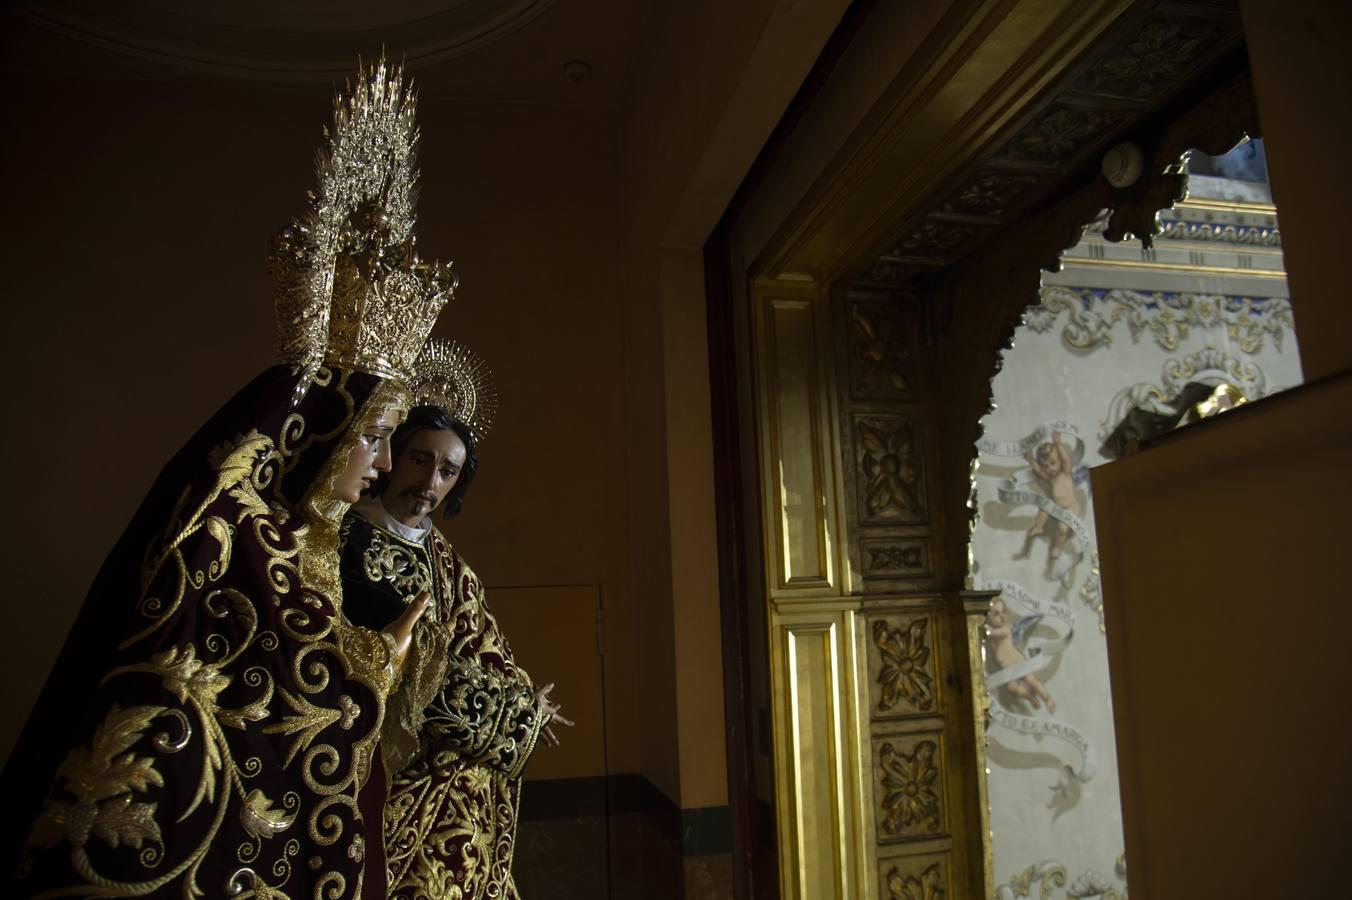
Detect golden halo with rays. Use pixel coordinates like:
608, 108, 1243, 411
410, 338, 498, 442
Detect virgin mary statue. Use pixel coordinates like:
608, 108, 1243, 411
0, 59, 454, 900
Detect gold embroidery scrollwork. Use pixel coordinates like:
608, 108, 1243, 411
27, 704, 171, 859
362, 530, 434, 598
23, 422, 388, 897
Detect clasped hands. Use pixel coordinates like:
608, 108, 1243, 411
382, 591, 576, 748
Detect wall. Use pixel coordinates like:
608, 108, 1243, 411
729, 0, 951, 273
1092, 371, 1350, 900
618, 0, 851, 814
1240, 0, 1352, 381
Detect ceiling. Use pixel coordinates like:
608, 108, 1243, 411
2, 0, 652, 108
744, 0, 1249, 290
850, 0, 1247, 290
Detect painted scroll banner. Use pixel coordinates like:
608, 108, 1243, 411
979, 422, 1093, 585
980, 578, 1097, 783
976, 418, 1079, 459
981, 580, 1074, 690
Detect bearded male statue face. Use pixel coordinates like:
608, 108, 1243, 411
369, 404, 478, 526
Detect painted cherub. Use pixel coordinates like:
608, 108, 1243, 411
1014, 431, 1081, 564
985, 597, 1056, 713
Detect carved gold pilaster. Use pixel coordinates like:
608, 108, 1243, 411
753, 276, 867, 897
752, 277, 851, 599
753, 275, 991, 897
859, 596, 977, 899
833, 285, 988, 897
768, 601, 868, 898
962, 591, 997, 900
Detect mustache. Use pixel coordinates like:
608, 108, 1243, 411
400, 488, 438, 503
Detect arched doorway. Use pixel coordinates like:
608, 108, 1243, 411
971, 139, 1300, 898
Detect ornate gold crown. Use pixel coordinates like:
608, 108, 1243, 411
410, 339, 498, 442
269, 57, 456, 385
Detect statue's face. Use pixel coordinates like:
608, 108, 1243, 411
335, 407, 399, 503
382, 427, 467, 527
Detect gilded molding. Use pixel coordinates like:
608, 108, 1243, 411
945, 170, 1040, 218
1027, 286, 1294, 354
837, 0, 1247, 289
1077, 19, 1223, 99
1089, 212, 1282, 247
1006, 105, 1128, 166
896, 220, 979, 262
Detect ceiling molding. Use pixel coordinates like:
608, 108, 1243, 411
4, 0, 559, 83
853, 1, 1247, 290
749, 0, 1247, 289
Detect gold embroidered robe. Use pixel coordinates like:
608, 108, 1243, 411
2, 366, 405, 899
339, 512, 548, 900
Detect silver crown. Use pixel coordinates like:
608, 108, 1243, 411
269, 57, 455, 385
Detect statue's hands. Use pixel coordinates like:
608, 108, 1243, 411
383, 591, 435, 665
534, 681, 575, 748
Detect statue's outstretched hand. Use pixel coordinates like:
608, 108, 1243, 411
535, 681, 576, 748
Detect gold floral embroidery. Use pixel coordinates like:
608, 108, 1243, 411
28, 704, 170, 855
362, 530, 435, 598
376, 541, 542, 900
24, 406, 402, 897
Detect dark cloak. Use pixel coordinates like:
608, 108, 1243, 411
0, 363, 404, 899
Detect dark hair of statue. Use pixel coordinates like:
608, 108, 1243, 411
368, 404, 478, 518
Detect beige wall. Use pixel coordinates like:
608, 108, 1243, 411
0, 21, 641, 777
1093, 372, 1350, 899
617, 0, 851, 809
1241, 0, 1352, 381
730, 0, 951, 272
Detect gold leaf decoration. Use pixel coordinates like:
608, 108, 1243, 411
857, 417, 925, 521
91, 794, 162, 850
887, 862, 945, 900
879, 740, 941, 835
874, 618, 935, 712
150, 645, 231, 707
850, 302, 911, 399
